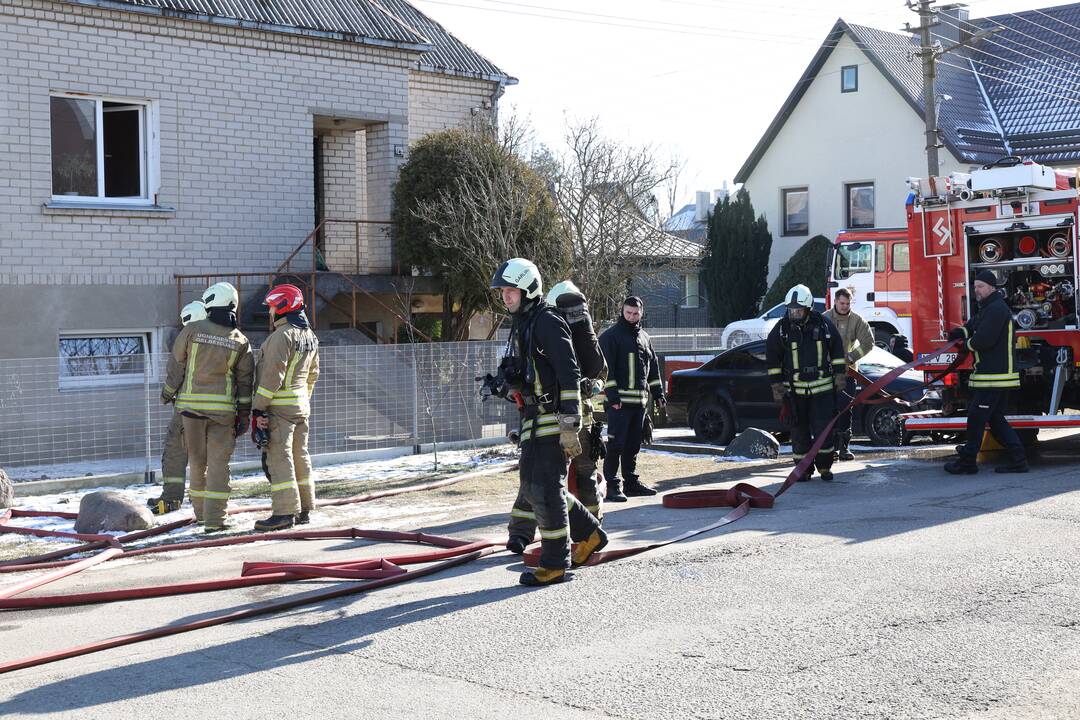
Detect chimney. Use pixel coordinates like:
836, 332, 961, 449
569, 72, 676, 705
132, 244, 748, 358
694, 190, 711, 222
936, 5, 970, 45
714, 181, 730, 203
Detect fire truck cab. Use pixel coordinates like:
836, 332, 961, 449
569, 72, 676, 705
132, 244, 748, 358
827, 228, 912, 353
901, 158, 1080, 435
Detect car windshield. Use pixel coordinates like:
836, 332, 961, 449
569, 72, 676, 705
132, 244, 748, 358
856, 346, 922, 380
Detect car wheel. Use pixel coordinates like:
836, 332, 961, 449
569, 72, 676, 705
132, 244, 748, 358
692, 400, 736, 445
727, 330, 749, 349
864, 402, 904, 447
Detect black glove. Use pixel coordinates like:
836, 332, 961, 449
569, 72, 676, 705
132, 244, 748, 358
947, 327, 966, 341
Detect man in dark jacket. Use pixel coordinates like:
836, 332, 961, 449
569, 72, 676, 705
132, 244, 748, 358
766, 284, 847, 481
945, 270, 1028, 474
598, 296, 665, 500
492, 258, 607, 587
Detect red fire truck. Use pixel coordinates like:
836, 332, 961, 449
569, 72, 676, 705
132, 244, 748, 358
827, 228, 912, 354
900, 158, 1080, 436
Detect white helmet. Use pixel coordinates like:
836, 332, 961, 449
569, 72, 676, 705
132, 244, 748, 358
202, 282, 238, 311
546, 280, 585, 306
784, 284, 813, 309
490, 258, 543, 300
180, 300, 207, 326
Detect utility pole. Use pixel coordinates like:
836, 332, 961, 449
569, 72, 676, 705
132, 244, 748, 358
906, 1, 1004, 179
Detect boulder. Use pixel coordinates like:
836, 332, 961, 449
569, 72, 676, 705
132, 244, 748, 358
0, 468, 13, 509
722, 428, 780, 460
73, 491, 154, 534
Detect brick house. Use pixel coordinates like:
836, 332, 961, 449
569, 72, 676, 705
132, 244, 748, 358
0, 0, 514, 373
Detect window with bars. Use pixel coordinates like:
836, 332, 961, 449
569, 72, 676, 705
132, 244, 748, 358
58, 332, 154, 389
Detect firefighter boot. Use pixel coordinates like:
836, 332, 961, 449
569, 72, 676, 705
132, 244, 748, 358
519, 567, 567, 587
295, 509, 311, 525
622, 474, 657, 497
606, 478, 627, 503
944, 454, 979, 475
506, 535, 529, 554
571, 527, 609, 567
838, 434, 854, 462
254, 514, 296, 532
147, 497, 182, 515
996, 449, 1029, 474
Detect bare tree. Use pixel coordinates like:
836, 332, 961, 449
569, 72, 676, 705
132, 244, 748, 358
661, 152, 689, 223
549, 117, 698, 322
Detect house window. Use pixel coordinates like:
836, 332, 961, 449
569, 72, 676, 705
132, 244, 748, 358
58, 331, 155, 389
845, 182, 875, 229
893, 242, 910, 272
50, 94, 156, 204
841, 65, 858, 93
782, 187, 809, 236
682, 273, 700, 308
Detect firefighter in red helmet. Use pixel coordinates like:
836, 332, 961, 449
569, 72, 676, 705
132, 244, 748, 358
250, 284, 321, 531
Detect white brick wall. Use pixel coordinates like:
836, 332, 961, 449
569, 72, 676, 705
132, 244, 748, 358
408, 71, 499, 142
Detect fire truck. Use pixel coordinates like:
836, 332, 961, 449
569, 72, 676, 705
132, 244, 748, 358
900, 158, 1080, 436
827, 228, 912, 355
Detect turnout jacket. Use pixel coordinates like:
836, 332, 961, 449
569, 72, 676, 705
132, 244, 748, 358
958, 291, 1019, 389
823, 307, 875, 364
512, 302, 582, 443
766, 311, 846, 396
599, 318, 663, 407
252, 313, 320, 417
164, 319, 254, 421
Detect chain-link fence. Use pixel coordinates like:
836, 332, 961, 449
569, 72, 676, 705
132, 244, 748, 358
0, 342, 519, 481
0, 329, 728, 480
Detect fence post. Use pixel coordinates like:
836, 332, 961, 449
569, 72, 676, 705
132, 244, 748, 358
411, 344, 420, 455
144, 354, 154, 484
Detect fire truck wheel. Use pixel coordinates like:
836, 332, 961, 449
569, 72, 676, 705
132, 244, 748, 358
873, 328, 893, 350
864, 402, 905, 447
692, 400, 736, 446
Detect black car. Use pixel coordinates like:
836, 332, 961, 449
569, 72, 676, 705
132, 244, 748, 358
665, 340, 939, 447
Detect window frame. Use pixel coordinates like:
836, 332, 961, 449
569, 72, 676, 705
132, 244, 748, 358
844, 181, 875, 230
49, 92, 160, 207
892, 242, 910, 272
841, 65, 859, 93
781, 186, 809, 237
682, 272, 700, 308
57, 329, 158, 391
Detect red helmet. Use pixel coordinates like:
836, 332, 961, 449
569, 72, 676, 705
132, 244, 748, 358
265, 284, 305, 315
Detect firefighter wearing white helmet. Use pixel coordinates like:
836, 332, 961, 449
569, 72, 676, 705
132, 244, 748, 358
147, 301, 208, 515
163, 282, 254, 530
490, 259, 606, 586
507, 281, 609, 552
766, 284, 846, 481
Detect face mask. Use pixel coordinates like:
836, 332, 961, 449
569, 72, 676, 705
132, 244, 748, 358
787, 308, 808, 322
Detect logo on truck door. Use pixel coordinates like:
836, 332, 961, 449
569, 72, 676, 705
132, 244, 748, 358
932, 217, 952, 246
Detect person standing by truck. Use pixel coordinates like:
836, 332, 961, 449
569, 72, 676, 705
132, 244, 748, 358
823, 288, 875, 460
944, 271, 1028, 475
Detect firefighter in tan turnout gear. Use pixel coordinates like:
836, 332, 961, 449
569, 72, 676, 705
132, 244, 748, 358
492, 259, 607, 586
822, 288, 875, 461
162, 282, 254, 531
148, 300, 207, 515
250, 284, 320, 532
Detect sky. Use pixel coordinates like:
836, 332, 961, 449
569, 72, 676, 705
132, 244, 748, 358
410, 0, 1065, 212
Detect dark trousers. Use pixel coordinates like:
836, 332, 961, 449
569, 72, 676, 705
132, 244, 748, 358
511, 439, 601, 569
791, 392, 837, 472
603, 404, 645, 483
961, 389, 1025, 462
835, 377, 856, 441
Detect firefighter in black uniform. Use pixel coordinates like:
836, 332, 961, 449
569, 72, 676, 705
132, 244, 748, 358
492, 259, 607, 587
945, 270, 1028, 474
598, 296, 665, 500
767, 284, 847, 481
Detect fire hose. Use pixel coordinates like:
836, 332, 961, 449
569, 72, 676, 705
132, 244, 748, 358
0, 343, 962, 674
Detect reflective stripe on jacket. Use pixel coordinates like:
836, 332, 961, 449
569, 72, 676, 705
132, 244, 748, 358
960, 291, 1019, 389
252, 317, 320, 416
766, 311, 846, 397
165, 320, 254, 420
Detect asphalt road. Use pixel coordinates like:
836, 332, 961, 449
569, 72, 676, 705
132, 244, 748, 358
2, 433, 1080, 720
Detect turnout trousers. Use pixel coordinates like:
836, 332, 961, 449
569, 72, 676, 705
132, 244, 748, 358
265, 412, 315, 516
508, 438, 601, 569
160, 411, 188, 503
960, 389, 1025, 463
790, 393, 837, 474
509, 425, 603, 542
603, 405, 645, 483
182, 414, 236, 526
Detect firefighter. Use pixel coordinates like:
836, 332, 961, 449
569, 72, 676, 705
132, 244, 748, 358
492, 259, 607, 586
944, 270, 1028, 474
148, 300, 207, 515
506, 280, 608, 555
767, 284, 847, 481
162, 282, 254, 531
598, 296, 665, 501
823, 288, 875, 461
250, 284, 321, 531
